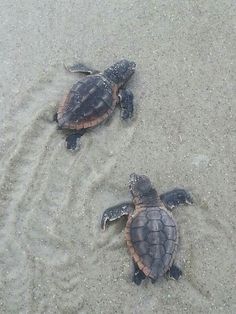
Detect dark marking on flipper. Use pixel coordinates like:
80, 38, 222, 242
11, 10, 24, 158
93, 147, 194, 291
101, 202, 134, 230
119, 89, 134, 120
160, 188, 193, 210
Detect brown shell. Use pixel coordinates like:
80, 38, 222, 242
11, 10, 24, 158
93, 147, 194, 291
125, 206, 178, 280
57, 74, 119, 130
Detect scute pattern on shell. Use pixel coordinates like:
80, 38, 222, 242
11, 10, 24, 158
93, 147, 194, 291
57, 74, 117, 130
126, 207, 178, 280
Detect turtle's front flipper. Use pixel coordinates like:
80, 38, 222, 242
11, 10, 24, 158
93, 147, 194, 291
118, 89, 134, 120
168, 264, 182, 280
66, 129, 86, 150
160, 188, 193, 210
101, 202, 134, 230
64, 63, 99, 75
132, 261, 146, 285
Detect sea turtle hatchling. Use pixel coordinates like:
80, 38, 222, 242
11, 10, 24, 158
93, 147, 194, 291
101, 173, 193, 285
54, 59, 136, 150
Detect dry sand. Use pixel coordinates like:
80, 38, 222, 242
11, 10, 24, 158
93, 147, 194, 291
0, 1, 236, 313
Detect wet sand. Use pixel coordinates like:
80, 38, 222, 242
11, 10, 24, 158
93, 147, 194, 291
0, 1, 235, 313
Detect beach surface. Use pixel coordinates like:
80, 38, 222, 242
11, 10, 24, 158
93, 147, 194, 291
0, 1, 235, 313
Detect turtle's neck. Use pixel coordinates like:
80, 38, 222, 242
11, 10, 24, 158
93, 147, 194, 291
133, 188, 159, 208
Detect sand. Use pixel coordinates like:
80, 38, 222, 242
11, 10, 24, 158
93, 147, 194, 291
0, 0, 236, 313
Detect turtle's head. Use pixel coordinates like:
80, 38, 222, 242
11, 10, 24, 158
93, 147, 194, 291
104, 60, 136, 85
129, 173, 159, 206
129, 173, 153, 198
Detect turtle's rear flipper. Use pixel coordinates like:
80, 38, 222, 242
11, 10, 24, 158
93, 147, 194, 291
64, 63, 99, 75
66, 130, 86, 150
53, 113, 58, 123
133, 262, 146, 285
168, 265, 182, 280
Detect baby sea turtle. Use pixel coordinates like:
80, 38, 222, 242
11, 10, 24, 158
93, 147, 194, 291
101, 173, 193, 285
54, 59, 136, 150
